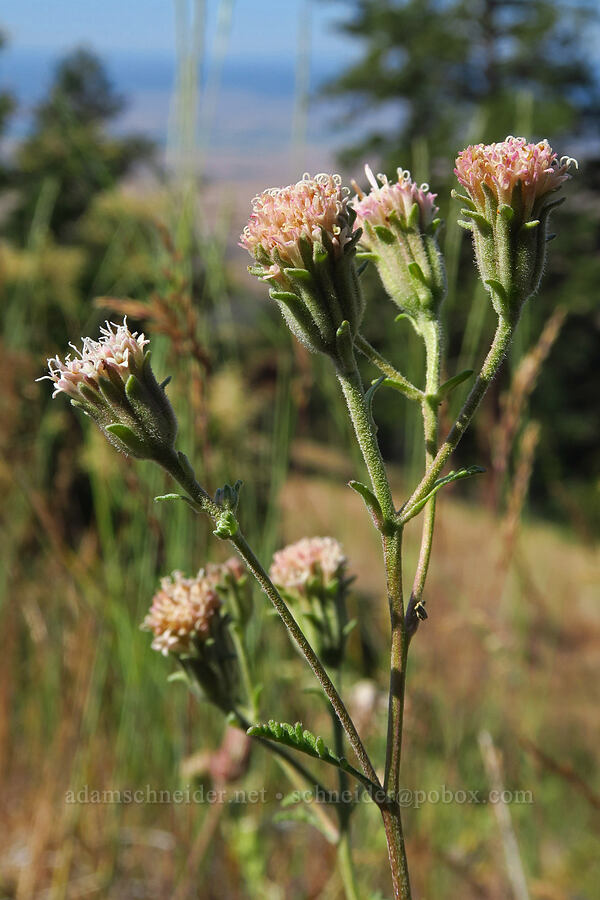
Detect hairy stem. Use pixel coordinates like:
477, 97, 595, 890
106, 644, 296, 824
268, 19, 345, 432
336, 356, 396, 522
355, 333, 424, 402
336, 351, 412, 899
382, 528, 407, 798
381, 531, 412, 899
161, 453, 380, 788
234, 710, 339, 842
231, 530, 380, 786
332, 669, 360, 900
405, 318, 442, 636
337, 829, 360, 900
381, 804, 412, 900
400, 315, 514, 522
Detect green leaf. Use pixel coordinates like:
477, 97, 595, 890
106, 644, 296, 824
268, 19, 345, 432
213, 510, 238, 539
365, 375, 385, 417
437, 369, 474, 401
247, 720, 373, 789
348, 479, 383, 529
461, 209, 492, 233
381, 376, 422, 402
335, 320, 355, 370
373, 224, 396, 244
214, 479, 243, 512
450, 189, 475, 208
177, 451, 196, 481
408, 261, 428, 285
484, 279, 508, 305
401, 465, 485, 523
125, 373, 147, 403
342, 618, 358, 637
105, 423, 147, 457
166, 670, 189, 684
283, 267, 311, 282
154, 493, 198, 513
407, 202, 420, 229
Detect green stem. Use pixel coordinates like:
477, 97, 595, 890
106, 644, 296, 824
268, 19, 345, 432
336, 356, 396, 522
230, 530, 380, 788
380, 531, 412, 899
160, 453, 380, 788
355, 333, 424, 402
337, 829, 360, 900
234, 710, 339, 843
332, 668, 360, 900
382, 528, 407, 799
400, 315, 514, 523
229, 626, 256, 718
381, 804, 412, 900
335, 351, 412, 899
405, 318, 442, 637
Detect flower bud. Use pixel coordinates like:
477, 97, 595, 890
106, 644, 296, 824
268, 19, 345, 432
454, 136, 576, 319
353, 166, 446, 326
38, 319, 177, 462
142, 569, 241, 713
240, 173, 364, 359
269, 537, 351, 668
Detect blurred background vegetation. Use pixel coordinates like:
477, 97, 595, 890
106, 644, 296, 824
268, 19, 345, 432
0, 1, 598, 898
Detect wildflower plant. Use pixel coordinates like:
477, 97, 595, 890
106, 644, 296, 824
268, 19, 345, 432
41, 136, 574, 899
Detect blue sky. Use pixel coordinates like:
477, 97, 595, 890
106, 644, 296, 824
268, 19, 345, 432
0, 1, 365, 181
2, 0, 356, 65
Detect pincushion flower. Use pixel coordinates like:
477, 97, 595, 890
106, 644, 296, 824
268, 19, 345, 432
241, 173, 364, 360
354, 165, 439, 233
454, 136, 576, 317
353, 165, 446, 324
142, 570, 222, 656
143, 568, 241, 711
455, 136, 573, 222
270, 536, 347, 595
38, 318, 177, 460
270, 537, 350, 667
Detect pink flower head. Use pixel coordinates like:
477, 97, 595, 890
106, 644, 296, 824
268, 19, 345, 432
353, 165, 439, 233
269, 537, 346, 595
142, 570, 222, 656
240, 173, 353, 280
455, 136, 576, 219
39, 318, 148, 400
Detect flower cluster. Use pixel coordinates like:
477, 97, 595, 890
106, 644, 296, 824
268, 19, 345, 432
42, 319, 149, 400
353, 165, 439, 233
454, 136, 575, 317
352, 165, 446, 323
270, 537, 350, 668
240, 173, 354, 283
455, 136, 573, 221
269, 536, 347, 595
38, 319, 177, 461
241, 174, 363, 360
142, 569, 222, 656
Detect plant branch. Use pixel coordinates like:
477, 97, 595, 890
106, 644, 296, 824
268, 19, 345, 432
335, 349, 412, 899
336, 355, 396, 523
400, 315, 514, 524
405, 318, 442, 637
160, 452, 380, 787
355, 333, 424, 402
